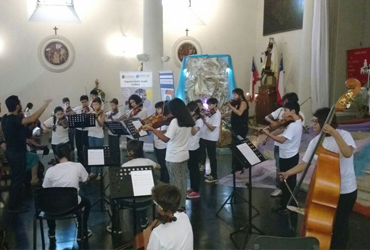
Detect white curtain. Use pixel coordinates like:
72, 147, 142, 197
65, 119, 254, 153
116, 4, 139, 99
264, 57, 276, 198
311, 0, 330, 111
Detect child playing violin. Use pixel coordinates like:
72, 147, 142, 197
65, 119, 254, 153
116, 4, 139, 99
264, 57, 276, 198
105, 98, 122, 164
42, 106, 69, 164
62, 97, 76, 152
279, 108, 357, 249
126, 94, 148, 151
261, 101, 303, 213
88, 98, 106, 180
153, 101, 170, 183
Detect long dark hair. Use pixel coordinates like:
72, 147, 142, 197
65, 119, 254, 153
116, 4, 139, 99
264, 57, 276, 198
168, 98, 195, 127
53, 106, 64, 132
155, 101, 170, 116
233, 88, 249, 108
128, 94, 143, 109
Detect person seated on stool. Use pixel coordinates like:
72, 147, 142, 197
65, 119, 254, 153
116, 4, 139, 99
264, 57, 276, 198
143, 184, 193, 250
42, 143, 91, 242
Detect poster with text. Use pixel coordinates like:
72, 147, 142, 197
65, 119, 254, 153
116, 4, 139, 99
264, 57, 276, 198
347, 48, 370, 86
159, 71, 175, 101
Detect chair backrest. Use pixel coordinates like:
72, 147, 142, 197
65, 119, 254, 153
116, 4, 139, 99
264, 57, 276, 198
253, 236, 319, 250
34, 187, 78, 216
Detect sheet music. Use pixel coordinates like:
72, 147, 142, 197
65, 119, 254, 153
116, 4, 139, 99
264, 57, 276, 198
132, 120, 148, 136
88, 149, 105, 165
131, 170, 154, 196
236, 143, 261, 165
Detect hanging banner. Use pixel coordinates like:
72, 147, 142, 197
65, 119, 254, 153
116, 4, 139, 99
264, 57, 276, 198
119, 71, 154, 151
159, 71, 175, 101
347, 48, 370, 86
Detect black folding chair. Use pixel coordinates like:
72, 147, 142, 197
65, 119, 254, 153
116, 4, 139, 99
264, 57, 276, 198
33, 187, 85, 249
253, 236, 319, 250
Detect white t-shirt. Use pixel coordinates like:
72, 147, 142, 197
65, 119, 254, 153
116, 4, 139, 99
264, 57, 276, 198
73, 105, 93, 131
154, 125, 167, 150
105, 110, 123, 136
271, 108, 306, 146
278, 120, 303, 159
165, 118, 191, 162
42, 161, 89, 204
88, 112, 104, 139
188, 118, 203, 151
126, 108, 148, 141
43, 117, 69, 145
201, 110, 221, 142
147, 212, 193, 250
302, 129, 357, 194
122, 158, 157, 168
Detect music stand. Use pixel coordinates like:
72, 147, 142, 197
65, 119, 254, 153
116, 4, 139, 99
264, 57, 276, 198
109, 166, 155, 237
228, 139, 266, 250
122, 118, 148, 139
86, 146, 120, 211
104, 121, 130, 136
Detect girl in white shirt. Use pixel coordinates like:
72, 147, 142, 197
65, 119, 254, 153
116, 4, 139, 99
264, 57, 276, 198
125, 94, 148, 151
280, 107, 357, 250
88, 98, 106, 179
186, 101, 203, 199
153, 101, 170, 183
143, 98, 195, 211
42, 106, 69, 162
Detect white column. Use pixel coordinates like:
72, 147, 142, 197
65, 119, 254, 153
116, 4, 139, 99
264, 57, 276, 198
143, 0, 164, 103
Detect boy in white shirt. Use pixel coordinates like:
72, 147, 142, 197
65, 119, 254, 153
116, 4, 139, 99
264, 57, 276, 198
43, 143, 91, 242
202, 98, 222, 183
62, 97, 76, 152
262, 101, 303, 213
105, 98, 122, 164
264, 92, 305, 197
144, 184, 193, 250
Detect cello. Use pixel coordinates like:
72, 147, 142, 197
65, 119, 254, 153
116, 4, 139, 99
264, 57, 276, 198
286, 78, 361, 249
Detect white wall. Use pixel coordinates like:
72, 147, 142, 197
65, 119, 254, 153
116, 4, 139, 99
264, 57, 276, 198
0, 0, 142, 120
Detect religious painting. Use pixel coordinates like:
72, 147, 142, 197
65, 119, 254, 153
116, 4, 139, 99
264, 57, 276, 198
263, 0, 304, 36
38, 35, 75, 73
172, 36, 202, 67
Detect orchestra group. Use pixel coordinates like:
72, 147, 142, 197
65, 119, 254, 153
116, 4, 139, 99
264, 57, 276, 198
0, 86, 358, 250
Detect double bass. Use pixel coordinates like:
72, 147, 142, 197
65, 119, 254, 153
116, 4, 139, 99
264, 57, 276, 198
287, 78, 361, 249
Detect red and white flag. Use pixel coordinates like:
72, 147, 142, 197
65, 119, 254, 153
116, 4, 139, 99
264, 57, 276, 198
249, 58, 259, 102
276, 57, 284, 105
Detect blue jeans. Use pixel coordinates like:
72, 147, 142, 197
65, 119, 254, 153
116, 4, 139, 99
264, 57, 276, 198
88, 136, 104, 174
274, 145, 280, 189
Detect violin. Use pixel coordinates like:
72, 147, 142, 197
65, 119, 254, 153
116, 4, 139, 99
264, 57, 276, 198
135, 114, 174, 134
81, 106, 90, 114
57, 116, 69, 129
117, 102, 143, 121
107, 110, 119, 120
228, 99, 241, 107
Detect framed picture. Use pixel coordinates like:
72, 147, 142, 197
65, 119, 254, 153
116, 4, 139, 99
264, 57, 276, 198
172, 36, 202, 67
38, 35, 75, 73
263, 0, 304, 36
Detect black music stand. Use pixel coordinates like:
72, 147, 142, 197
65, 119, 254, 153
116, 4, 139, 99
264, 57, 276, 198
104, 121, 130, 136
68, 114, 96, 166
109, 166, 155, 238
228, 139, 266, 250
122, 118, 148, 139
86, 146, 119, 211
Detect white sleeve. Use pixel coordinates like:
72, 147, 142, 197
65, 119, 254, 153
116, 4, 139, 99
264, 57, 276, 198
146, 159, 157, 168
280, 123, 295, 141
302, 138, 318, 163
195, 119, 203, 129
139, 110, 148, 120
299, 111, 306, 126
147, 231, 161, 250
164, 120, 177, 139
79, 164, 89, 182
42, 171, 52, 188
271, 108, 283, 120
341, 131, 357, 149
43, 117, 54, 128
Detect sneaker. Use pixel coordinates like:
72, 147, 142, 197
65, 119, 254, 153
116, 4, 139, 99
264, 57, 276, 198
205, 176, 218, 183
96, 175, 101, 181
77, 230, 92, 241
270, 189, 282, 197
141, 217, 149, 228
199, 165, 205, 171
106, 226, 122, 234
187, 192, 200, 199
187, 189, 194, 194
